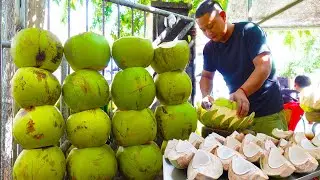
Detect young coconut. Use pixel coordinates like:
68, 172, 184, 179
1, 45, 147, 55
164, 140, 197, 169
215, 145, 245, 171
290, 132, 307, 144
271, 128, 294, 140
230, 131, 245, 142
278, 139, 290, 150
260, 147, 296, 178
239, 140, 264, 163
312, 134, 320, 147
188, 132, 204, 149
262, 140, 284, 154
256, 133, 279, 145
243, 133, 263, 146
187, 150, 223, 180
208, 132, 226, 144
228, 155, 268, 180
284, 144, 319, 173
199, 135, 222, 153
299, 138, 320, 160
224, 136, 241, 151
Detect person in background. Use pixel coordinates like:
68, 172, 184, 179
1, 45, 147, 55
195, 0, 287, 136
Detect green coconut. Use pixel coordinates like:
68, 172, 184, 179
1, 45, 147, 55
64, 32, 111, 71
151, 40, 190, 73
13, 105, 65, 149
66, 108, 111, 148
62, 69, 110, 112
111, 67, 156, 110
10, 28, 63, 72
13, 146, 66, 180
67, 145, 118, 179
117, 142, 163, 180
155, 71, 192, 105
112, 108, 157, 147
12, 67, 61, 108
155, 102, 197, 140
112, 36, 154, 69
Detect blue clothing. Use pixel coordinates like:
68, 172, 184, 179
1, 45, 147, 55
203, 22, 283, 117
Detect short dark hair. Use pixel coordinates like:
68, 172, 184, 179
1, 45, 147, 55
295, 75, 311, 88
195, 0, 223, 18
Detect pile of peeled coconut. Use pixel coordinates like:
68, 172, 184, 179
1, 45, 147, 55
164, 128, 320, 179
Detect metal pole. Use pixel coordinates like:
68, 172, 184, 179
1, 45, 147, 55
86, 0, 89, 32
47, 0, 50, 30
106, 0, 194, 22
143, 11, 146, 38
102, 0, 106, 76
0, 0, 2, 177
131, 8, 134, 36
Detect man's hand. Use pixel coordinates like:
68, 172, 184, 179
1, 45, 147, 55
230, 89, 250, 117
201, 95, 214, 110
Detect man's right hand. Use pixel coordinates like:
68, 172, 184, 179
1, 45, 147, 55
201, 95, 214, 110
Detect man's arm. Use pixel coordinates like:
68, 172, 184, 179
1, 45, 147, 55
200, 70, 215, 98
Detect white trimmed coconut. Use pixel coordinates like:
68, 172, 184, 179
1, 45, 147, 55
199, 135, 222, 154
278, 139, 290, 150
243, 133, 263, 146
164, 140, 197, 169
224, 136, 241, 151
271, 128, 294, 140
262, 140, 284, 155
187, 150, 223, 180
215, 145, 245, 171
188, 132, 204, 149
260, 147, 295, 178
290, 132, 307, 144
284, 144, 319, 173
299, 138, 320, 160
239, 141, 264, 163
228, 155, 269, 180
208, 132, 226, 144
230, 131, 245, 142
312, 134, 320, 147
256, 133, 279, 145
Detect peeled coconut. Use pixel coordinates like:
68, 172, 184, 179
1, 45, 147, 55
243, 133, 263, 146
199, 135, 222, 153
312, 134, 320, 147
64, 32, 110, 71
112, 36, 154, 69
284, 144, 319, 173
291, 132, 307, 144
230, 131, 245, 142
13, 146, 66, 180
12, 67, 61, 108
117, 142, 163, 180
224, 136, 241, 151
278, 138, 290, 150
187, 149, 223, 180
151, 40, 189, 73
67, 145, 117, 179
256, 133, 279, 145
188, 132, 204, 149
154, 71, 192, 105
299, 138, 320, 160
155, 102, 197, 140
112, 108, 157, 146
215, 145, 244, 171
111, 67, 156, 110
62, 69, 110, 112
228, 155, 268, 180
10, 28, 63, 72
164, 140, 197, 169
66, 108, 111, 148
239, 141, 264, 162
13, 105, 65, 149
260, 147, 296, 178
262, 140, 284, 154
271, 128, 293, 140
208, 132, 226, 144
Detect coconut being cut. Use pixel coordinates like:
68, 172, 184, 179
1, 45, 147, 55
260, 147, 296, 178
188, 132, 204, 149
239, 140, 264, 162
215, 145, 245, 171
199, 135, 222, 153
224, 136, 241, 151
187, 149, 223, 180
164, 139, 197, 169
228, 155, 268, 180
312, 134, 320, 147
271, 128, 294, 140
284, 144, 319, 173
299, 138, 320, 160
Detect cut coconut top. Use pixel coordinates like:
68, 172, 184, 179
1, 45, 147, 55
230, 131, 240, 138
264, 140, 276, 151
243, 141, 262, 158
225, 136, 241, 150
272, 128, 293, 139
208, 132, 226, 144
243, 133, 260, 144
279, 139, 289, 147
288, 145, 309, 166
268, 147, 286, 169
189, 133, 204, 145
257, 133, 279, 144
158, 40, 185, 48
216, 145, 236, 160
164, 139, 179, 158
176, 140, 197, 153
300, 138, 317, 150
192, 150, 211, 169
202, 135, 222, 149
231, 155, 254, 175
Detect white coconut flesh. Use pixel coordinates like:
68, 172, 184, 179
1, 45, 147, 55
230, 131, 245, 142
312, 134, 320, 147
188, 132, 204, 149
292, 132, 307, 144
164, 139, 179, 158
187, 150, 223, 180
243, 133, 261, 145
216, 145, 236, 160
286, 145, 319, 173
256, 133, 279, 145
224, 136, 241, 151
268, 147, 286, 169
241, 141, 263, 163
158, 40, 180, 48
272, 128, 293, 139
300, 138, 320, 160
208, 132, 226, 144
231, 156, 254, 175
278, 139, 289, 148
166, 140, 197, 169
199, 136, 221, 153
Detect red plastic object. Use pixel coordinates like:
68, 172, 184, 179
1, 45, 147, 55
283, 102, 305, 131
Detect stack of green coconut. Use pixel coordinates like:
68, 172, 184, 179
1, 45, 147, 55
62, 32, 118, 179
10, 28, 66, 179
151, 40, 198, 145
111, 36, 163, 179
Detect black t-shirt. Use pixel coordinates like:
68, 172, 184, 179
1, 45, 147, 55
203, 22, 284, 117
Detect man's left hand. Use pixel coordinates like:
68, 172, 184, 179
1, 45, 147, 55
230, 89, 250, 118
